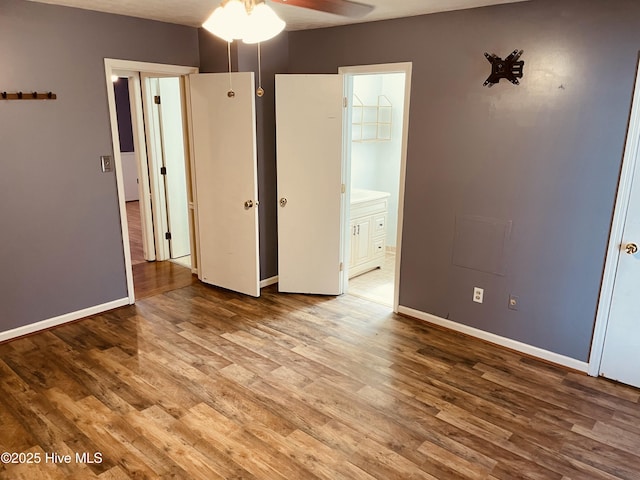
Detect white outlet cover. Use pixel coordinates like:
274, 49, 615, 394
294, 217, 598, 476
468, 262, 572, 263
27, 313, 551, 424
473, 287, 484, 303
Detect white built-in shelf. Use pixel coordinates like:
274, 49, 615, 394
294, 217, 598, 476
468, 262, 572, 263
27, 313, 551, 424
352, 94, 392, 143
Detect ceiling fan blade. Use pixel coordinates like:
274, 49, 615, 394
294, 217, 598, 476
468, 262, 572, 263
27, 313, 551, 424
269, 0, 374, 18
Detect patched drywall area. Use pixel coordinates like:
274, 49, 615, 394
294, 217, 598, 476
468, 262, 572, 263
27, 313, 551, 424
452, 215, 512, 276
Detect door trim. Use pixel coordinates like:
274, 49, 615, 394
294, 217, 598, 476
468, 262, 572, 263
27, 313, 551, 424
104, 59, 198, 303
338, 62, 412, 313
589, 59, 640, 376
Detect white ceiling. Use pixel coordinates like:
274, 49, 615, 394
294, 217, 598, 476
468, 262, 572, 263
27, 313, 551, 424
27, 0, 530, 31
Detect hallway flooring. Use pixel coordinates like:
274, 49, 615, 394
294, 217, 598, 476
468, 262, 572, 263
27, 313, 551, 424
125, 201, 145, 266
126, 200, 195, 299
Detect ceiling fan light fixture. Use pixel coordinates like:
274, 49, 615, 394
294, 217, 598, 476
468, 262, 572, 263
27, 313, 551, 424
203, 0, 287, 97
242, 2, 285, 44
203, 0, 250, 42
202, 7, 230, 41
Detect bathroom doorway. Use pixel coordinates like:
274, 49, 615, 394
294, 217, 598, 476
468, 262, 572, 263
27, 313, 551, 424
341, 63, 412, 308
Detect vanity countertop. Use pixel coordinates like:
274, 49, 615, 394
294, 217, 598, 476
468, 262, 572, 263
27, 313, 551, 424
350, 189, 390, 205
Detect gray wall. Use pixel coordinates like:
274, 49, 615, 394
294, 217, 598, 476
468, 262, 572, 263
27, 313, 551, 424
0, 0, 198, 330
239, 36, 290, 281
198, 31, 290, 280
288, 0, 640, 361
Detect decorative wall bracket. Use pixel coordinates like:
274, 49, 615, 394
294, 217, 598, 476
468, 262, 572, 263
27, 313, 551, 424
483, 50, 524, 87
1, 91, 57, 100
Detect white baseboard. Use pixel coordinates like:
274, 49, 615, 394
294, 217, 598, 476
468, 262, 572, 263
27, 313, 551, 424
260, 276, 279, 288
397, 306, 589, 373
0, 298, 130, 343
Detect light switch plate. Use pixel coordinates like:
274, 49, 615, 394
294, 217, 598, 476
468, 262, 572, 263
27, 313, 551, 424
101, 155, 113, 173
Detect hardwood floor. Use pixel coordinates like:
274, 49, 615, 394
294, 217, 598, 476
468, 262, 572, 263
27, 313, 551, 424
133, 261, 197, 300
126, 199, 196, 300
126, 201, 145, 266
1, 283, 639, 479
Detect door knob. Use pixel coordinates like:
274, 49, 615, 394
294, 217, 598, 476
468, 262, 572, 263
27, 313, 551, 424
279, 198, 288, 207
244, 200, 254, 209
625, 243, 638, 255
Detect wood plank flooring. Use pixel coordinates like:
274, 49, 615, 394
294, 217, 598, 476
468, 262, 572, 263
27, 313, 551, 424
125, 201, 145, 266
132, 261, 197, 300
1, 283, 639, 479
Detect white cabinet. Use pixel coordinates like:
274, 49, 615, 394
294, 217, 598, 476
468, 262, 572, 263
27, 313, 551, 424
350, 218, 371, 266
349, 189, 390, 278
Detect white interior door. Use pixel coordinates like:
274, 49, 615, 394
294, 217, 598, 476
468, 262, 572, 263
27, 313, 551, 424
189, 72, 260, 297
599, 157, 640, 387
276, 74, 344, 295
157, 77, 191, 259
143, 77, 171, 260
115, 71, 156, 262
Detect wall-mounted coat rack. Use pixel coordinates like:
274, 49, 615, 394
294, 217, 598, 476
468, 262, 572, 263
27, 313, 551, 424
1, 91, 57, 100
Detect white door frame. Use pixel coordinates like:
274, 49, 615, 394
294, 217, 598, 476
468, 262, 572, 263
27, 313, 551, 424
589, 60, 640, 376
104, 59, 198, 303
338, 62, 412, 313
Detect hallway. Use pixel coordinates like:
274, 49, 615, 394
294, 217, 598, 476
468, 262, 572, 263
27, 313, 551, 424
126, 200, 196, 299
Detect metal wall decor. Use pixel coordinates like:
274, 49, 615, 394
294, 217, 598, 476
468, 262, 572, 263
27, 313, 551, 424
1, 91, 57, 100
483, 49, 524, 87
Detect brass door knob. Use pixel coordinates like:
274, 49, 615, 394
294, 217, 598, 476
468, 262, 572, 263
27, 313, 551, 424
244, 200, 254, 209
624, 243, 638, 255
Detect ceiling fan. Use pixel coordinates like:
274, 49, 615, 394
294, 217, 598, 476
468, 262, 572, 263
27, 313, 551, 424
205, 0, 374, 97
269, 0, 374, 18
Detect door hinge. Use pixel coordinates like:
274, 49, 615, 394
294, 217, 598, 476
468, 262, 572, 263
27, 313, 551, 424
341, 183, 346, 194
343, 97, 347, 108
340, 262, 344, 272
154, 95, 161, 105
165, 232, 172, 240
160, 166, 167, 175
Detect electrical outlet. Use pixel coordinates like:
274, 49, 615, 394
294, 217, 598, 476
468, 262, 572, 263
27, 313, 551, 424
508, 294, 519, 311
473, 287, 484, 304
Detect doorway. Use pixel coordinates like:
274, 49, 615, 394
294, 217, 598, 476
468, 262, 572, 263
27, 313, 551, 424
340, 63, 412, 310
105, 60, 198, 302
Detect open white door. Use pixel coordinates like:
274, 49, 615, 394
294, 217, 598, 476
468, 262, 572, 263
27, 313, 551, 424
189, 72, 260, 297
599, 131, 640, 388
156, 77, 191, 259
591, 61, 640, 385
275, 74, 345, 295
128, 74, 156, 262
